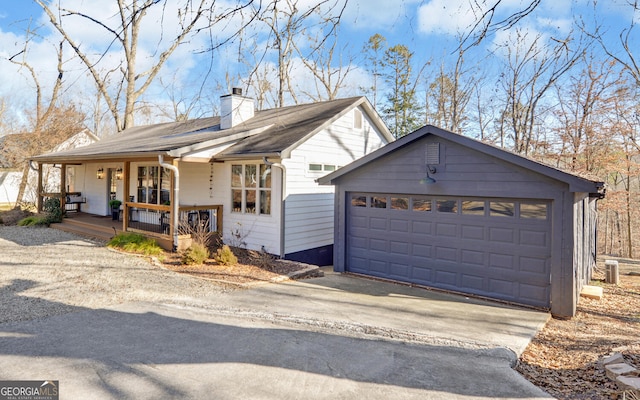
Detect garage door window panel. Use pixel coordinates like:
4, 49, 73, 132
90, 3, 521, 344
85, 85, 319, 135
520, 203, 548, 219
462, 200, 486, 216
371, 196, 387, 208
490, 201, 515, 217
412, 198, 432, 212
351, 195, 367, 207
391, 197, 409, 210
437, 199, 458, 213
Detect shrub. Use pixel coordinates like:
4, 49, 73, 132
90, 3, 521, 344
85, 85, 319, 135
107, 232, 164, 256
42, 198, 63, 224
17, 215, 49, 226
213, 245, 238, 266
181, 242, 209, 265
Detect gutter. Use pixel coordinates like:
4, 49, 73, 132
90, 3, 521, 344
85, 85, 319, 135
159, 155, 179, 251
264, 157, 286, 259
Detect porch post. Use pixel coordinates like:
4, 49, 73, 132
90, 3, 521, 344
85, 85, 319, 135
37, 163, 44, 213
60, 163, 67, 211
123, 161, 130, 231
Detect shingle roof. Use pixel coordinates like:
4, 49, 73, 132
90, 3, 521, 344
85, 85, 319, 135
32, 97, 389, 163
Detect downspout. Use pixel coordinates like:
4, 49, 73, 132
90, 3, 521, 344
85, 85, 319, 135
264, 157, 286, 259
159, 155, 179, 252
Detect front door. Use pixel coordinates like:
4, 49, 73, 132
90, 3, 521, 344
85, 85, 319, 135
107, 168, 119, 213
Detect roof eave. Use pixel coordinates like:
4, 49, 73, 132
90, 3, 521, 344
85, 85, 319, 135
31, 151, 172, 164
212, 152, 281, 162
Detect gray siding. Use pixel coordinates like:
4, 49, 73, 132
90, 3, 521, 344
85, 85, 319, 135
332, 135, 584, 317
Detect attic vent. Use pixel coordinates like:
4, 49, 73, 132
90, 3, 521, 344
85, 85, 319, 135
426, 143, 440, 164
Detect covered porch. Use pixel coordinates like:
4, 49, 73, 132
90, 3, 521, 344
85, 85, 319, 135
34, 158, 223, 251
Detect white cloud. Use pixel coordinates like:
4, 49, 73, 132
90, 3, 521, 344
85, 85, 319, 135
343, 0, 421, 32
417, 0, 483, 36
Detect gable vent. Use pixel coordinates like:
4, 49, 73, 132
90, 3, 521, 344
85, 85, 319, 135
426, 143, 440, 164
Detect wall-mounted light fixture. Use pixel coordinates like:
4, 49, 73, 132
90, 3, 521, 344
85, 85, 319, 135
420, 164, 437, 184
97, 167, 105, 179
116, 167, 123, 180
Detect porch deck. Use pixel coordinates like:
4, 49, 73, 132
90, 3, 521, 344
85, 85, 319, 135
51, 204, 221, 251
51, 212, 126, 242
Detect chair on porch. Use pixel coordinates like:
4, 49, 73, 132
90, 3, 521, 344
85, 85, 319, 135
160, 212, 170, 235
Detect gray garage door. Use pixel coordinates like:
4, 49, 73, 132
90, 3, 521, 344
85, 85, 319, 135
347, 193, 552, 308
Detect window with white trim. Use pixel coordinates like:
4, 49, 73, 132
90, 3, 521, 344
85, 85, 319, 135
137, 166, 171, 205
231, 163, 271, 215
308, 163, 340, 173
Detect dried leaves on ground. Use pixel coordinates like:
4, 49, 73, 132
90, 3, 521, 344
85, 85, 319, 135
161, 247, 307, 285
517, 259, 640, 399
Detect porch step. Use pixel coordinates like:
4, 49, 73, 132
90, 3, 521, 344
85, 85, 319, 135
51, 217, 123, 242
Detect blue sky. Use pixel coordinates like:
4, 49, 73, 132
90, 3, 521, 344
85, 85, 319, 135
0, 0, 636, 131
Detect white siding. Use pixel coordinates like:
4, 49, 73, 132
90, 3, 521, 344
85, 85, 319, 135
0, 171, 21, 205
179, 162, 215, 205
282, 106, 389, 254
83, 162, 121, 215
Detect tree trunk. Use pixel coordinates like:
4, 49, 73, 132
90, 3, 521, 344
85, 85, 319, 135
15, 163, 31, 206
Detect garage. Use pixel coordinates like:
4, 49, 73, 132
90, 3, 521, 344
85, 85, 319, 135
347, 193, 551, 308
319, 125, 604, 317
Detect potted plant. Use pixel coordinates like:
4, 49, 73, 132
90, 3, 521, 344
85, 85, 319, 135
109, 199, 122, 220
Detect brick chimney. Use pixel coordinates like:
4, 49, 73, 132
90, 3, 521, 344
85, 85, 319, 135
220, 88, 255, 129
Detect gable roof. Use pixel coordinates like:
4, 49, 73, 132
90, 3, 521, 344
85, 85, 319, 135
1, 128, 97, 168
318, 124, 605, 194
32, 97, 392, 163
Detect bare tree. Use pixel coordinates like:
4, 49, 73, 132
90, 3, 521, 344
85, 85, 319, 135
6, 31, 73, 204
460, 0, 542, 49
551, 54, 619, 173
590, 0, 640, 88
424, 46, 474, 134
293, 24, 354, 101
35, 0, 255, 131
495, 29, 585, 155
248, 0, 347, 107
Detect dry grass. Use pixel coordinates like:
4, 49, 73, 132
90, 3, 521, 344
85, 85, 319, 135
516, 260, 640, 399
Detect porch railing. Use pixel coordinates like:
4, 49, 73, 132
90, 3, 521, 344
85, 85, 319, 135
124, 202, 222, 237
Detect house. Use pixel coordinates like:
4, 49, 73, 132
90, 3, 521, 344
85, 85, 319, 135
32, 91, 393, 265
1, 129, 98, 206
318, 125, 605, 317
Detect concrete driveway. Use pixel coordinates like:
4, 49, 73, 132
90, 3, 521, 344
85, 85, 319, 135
0, 268, 551, 399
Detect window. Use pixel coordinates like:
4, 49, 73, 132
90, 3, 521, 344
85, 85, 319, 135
231, 163, 271, 215
259, 164, 272, 215
391, 197, 408, 210
354, 109, 363, 129
308, 163, 340, 173
351, 195, 366, 207
437, 199, 458, 213
412, 198, 432, 212
462, 200, 485, 216
137, 166, 170, 205
490, 201, 515, 217
371, 196, 387, 208
520, 203, 547, 219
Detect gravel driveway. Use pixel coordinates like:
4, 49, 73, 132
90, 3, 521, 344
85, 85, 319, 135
0, 226, 231, 324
